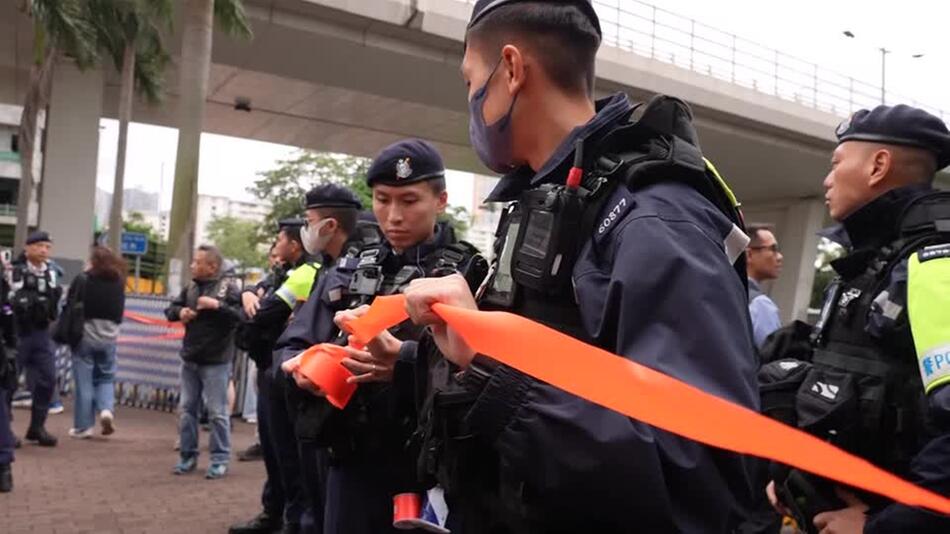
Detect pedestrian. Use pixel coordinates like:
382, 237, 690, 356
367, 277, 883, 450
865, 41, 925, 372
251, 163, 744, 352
746, 223, 784, 348
68, 245, 126, 439
166, 245, 242, 479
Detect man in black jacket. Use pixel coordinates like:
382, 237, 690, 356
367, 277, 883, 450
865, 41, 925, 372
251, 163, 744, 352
165, 244, 242, 480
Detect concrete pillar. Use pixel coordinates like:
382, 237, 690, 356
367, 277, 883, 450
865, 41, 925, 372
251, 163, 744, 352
38, 63, 103, 281
743, 197, 827, 323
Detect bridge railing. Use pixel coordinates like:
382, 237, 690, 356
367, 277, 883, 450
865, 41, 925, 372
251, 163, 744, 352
462, 0, 947, 120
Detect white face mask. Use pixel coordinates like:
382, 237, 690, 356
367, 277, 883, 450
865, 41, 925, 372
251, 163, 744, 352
300, 219, 334, 255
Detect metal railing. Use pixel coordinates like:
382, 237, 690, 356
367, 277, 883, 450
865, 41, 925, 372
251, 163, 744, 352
0, 204, 16, 217
462, 0, 947, 120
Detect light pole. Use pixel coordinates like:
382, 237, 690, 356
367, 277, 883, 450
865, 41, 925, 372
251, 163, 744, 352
843, 31, 924, 104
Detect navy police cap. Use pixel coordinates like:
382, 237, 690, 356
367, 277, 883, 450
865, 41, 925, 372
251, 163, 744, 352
836, 104, 950, 170
277, 218, 305, 230
468, 0, 601, 38
26, 230, 52, 245
304, 183, 362, 210
366, 139, 445, 187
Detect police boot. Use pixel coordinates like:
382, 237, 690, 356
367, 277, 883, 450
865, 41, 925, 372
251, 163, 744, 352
25, 426, 57, 447
0, 463, 11, 493
228, 510, 283, 534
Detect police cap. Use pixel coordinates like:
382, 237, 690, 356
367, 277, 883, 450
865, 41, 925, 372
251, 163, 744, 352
26, 230, 52, 245
304, 183, 362, 210
277, 218, 305, 230
366, 139, 445, 187
836, 104, 950, 170
468, 0, 601, 38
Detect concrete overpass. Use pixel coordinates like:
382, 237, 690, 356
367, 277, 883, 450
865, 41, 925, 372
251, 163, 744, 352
2, 0, 947, 321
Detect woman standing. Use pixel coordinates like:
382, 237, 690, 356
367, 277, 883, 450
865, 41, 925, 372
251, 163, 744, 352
69, 246, 126, 439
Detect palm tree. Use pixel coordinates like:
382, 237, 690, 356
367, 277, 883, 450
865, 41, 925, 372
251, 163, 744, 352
14, 0, 98, 251
88, 0, 173, 253
165, 0, 250, 291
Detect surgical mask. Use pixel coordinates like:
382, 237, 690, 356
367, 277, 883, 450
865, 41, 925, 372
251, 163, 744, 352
300, 219, 333, 255
468, 57, 519, 174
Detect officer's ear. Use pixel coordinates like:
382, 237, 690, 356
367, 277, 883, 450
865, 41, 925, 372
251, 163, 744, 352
323, 218, 339, 236
500, 44, 527, 97
868, 148, 893, 188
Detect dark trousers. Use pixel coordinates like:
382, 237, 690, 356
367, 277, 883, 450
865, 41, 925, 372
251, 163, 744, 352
257, 367, 285, 517
323, 454, 421, 534
268, 371, 307, 528
16, 329, 54, 431
0, 387, 13, 465
299, 440, 328, 534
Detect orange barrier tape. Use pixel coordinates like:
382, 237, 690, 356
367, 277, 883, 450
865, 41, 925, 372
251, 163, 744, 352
341, 295, 950, 516
124, 311, 185, 330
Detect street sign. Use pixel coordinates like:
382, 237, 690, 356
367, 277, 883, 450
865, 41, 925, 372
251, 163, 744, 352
121, 232, 149, 256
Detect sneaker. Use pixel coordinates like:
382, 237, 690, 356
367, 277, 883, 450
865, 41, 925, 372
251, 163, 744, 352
99, 410, 115, 436
11, 397, 31, 409
48, 401, 64, 415
238, 442, 263, 462
205, 462, 228, 480
172, 455, 198, 475
25, 427, 58, 447
68, 428, 94, 439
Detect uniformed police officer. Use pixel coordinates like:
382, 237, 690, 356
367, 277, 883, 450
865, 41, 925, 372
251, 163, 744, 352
232, 217, 317, 534
239, 185, 365, 534
277, 139, 487, 534
763, 105, 950, 533
11, 231, 63, 447
353, 1, 760, 532
1, 262, 19, 492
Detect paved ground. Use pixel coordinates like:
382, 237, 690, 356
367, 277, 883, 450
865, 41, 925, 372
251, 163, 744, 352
0, 402, 264, 533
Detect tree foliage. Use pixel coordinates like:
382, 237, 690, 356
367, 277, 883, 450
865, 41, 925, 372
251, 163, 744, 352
206, 215, 266, 270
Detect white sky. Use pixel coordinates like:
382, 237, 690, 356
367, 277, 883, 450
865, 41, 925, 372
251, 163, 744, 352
95, 0, 950, 211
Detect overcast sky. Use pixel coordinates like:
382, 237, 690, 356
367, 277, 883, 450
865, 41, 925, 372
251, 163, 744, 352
95, 0, 950, 211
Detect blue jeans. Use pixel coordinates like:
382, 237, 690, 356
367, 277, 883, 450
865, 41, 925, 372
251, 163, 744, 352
179, 361, 231, 464
16, 329, 54, 430
72, 339, 117, 431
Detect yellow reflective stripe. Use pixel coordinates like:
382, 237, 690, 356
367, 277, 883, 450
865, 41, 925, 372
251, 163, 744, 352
703, 157, 740, 208
907, 249, 950, 394
277, 263, 321, 308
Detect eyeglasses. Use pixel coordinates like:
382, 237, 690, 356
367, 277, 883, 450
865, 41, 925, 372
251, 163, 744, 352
749, 244, 780, 254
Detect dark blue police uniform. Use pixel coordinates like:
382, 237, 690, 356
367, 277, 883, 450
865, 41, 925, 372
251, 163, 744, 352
274, 140, 487, 534
11, 232, 62, 446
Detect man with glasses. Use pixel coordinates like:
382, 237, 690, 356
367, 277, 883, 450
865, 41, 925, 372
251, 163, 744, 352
746, 224, 784, 348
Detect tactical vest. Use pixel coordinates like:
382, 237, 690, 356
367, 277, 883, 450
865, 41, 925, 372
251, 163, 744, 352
761, 191, 950, 528
418, 96, 749, 527
294, 239, 488, 458
11, 263, 60, 332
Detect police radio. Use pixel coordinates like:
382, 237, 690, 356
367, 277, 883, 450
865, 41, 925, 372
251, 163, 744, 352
512, 141, 593, 294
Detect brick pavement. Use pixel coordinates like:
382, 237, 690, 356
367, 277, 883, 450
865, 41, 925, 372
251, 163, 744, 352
0, 402, 264, 534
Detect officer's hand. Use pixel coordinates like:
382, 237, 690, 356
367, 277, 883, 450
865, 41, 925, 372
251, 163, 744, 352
179, 307, 197, 324
340, 345, 394, 384
334, 307, 404, 372
280, 353, 326, 397
813, 488, 868, 534
196, 296, 220, 311
242, 292, 261, 318
404, 275, 476, 369
766, 481, 792, 517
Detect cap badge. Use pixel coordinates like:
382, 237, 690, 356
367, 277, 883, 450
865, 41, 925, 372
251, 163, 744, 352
836, 115, 853, 137
395, 158, 413, 180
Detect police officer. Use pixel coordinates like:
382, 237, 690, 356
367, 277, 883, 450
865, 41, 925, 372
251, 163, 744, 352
762, 105, 950, 533
258, 185, 367, 534
232, 217, 319, 534
1, 260, 19, 493
352, 1, 760, 532
277, 139, 487, 534
11, 231, 62, 447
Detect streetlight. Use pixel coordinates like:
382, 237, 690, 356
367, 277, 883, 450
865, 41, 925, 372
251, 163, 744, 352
842, 30, 924, 104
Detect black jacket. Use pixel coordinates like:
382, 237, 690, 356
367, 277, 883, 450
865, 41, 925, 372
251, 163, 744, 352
165, 277, 242, 365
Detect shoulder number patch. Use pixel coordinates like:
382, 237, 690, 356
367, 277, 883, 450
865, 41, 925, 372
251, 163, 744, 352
919, 244, 950, 263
